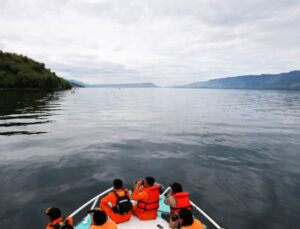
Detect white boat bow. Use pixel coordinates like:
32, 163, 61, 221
68, 186, 225, 229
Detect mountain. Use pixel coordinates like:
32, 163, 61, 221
87, 82, 158, 88
174, 71, 300, 90
69, 82, 84, 87
67, 79, 86, 87
67, 80, 158, 88
0, 50, 71, 89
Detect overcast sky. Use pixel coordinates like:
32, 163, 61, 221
0, 0, 300, 86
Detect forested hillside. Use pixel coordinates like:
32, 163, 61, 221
0, 51, 71, 89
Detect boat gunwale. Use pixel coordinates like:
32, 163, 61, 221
68, 186, 224, 229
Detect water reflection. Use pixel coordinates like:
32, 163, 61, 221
0, 88, 299, 229
0, 90, 63, 135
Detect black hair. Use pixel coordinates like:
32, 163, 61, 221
145, 176, 155, 186
179, 208, 194, 226
171, 182, 183, 194
113, 178, 123, 189
47, 207, 61, 220
93, 210, 107, 225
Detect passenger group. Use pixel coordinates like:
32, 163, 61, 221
45, 176, 206, 229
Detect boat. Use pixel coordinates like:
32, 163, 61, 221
68, 186, 225, 229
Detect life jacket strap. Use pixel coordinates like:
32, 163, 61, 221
136, 205, 159, 211
50, 218, 70, 229
171, 205, 192, 210
137, 200, 160, 210
138, 200, 159, 204
114, 189, 127, 197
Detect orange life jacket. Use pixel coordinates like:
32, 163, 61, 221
137, 185, 160, 211
181, 219, 206, 229
170, 192, 191, 214
89, 220, 117, 229
46, 217, 73, 229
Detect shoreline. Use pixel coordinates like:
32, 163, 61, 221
0, 88, 71, 91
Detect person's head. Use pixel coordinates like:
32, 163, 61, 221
171, 182, 183, 194
113, 178, 123, 190
178, 208, 194, 226
45, 207, 61, 222
92, 210, 107, 225
144, 176, 155, 188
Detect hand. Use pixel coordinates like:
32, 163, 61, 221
136, 179, 143, 186
170, 219, 176, 229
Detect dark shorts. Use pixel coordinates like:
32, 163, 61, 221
161, 212, 180, 228
161, 212, 171, 222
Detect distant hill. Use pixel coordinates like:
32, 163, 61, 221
174, 71, 300, 90
67, 79, 88, 87
69, 82, 84, 87
0, 50, 71, 89
87, 82, 158, 88
67, 80, 158, 88
67, 80, 85, 88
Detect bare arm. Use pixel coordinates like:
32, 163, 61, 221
164, 193, 177, 207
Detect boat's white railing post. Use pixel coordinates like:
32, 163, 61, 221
190, 200, 223, 229
160, 186, 170, 198
90, 194, 100, 210
68, 187, 113, 218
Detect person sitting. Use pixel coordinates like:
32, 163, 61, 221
45, 207, 73, 229
89, 209, 117, 229
162, 182, 191, 225
132, 176, 160, 220
100, 178, 132, 224
170, 208, 206, 229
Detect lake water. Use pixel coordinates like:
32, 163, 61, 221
0, 88, 300, 229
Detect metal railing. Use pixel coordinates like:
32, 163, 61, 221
68, 187, 113, 218
68, 186, 224, 229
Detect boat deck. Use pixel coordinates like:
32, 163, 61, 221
75, 197, 170, 229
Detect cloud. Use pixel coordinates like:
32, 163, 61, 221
0, 0, 300, 86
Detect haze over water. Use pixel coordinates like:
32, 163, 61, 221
0, 88, 300, 229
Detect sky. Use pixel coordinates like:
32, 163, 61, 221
0, 0, 300, 86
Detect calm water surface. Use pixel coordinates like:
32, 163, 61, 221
0, 88, 300, 229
